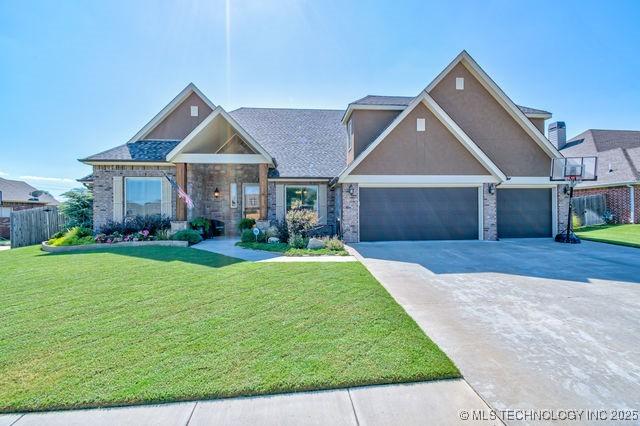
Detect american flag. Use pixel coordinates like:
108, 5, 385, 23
163, 172, 194, 209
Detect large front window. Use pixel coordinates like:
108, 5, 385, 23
286, 185, 318, 212
125, 178, 162, 217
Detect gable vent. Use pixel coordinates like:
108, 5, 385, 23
456, 77, 464, 90
190, 106, 199, 117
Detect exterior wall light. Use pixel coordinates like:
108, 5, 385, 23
488, 183, 496, 195
213, 188, 220, 199
348, 184, 356, 196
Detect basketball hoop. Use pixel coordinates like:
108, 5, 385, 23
550, 157, 598, 244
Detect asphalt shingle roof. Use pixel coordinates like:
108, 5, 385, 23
0, 177, 59, 205
82, 140, 180, 162
350, 95, 551, 116
561, 129, 640, 187
229, 108, 348, 178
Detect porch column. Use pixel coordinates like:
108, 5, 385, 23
259, 163, 268, 220
176, 163, 187, 221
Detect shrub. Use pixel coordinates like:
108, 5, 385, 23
99, 215, 170, 236
190, 217, 211, 235
286, 209, 318, 236
60, 188, 93, 229
48, 227, 94, 246
322, 236, 344, 251
240, 229, 256, 243
154, 229, 171, 240
171, 229, 203, 245
275, 220, 289, 243
265, 226, 280, 239
289, 233, 308, 249
238, 218, 256, 231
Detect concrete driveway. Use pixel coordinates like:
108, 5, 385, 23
351, 239, 640, 413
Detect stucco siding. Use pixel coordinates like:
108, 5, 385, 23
430, 62, 551, 176
144, 92, 213, 140
351, 109, 401, 160
352, 103, 489, 175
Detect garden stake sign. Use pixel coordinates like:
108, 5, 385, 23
252, 227, 260, 242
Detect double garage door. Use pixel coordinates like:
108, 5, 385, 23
359, 187, 552, 242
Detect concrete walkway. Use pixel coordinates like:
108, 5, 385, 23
0, 380, 494, 426
192, 237, 357, 262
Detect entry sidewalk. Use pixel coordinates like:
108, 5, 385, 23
1, 380, 494, 426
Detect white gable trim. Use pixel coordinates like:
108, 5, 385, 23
127, 83, 216, 143
425, 51, 561, 158
338, 91, 507, 182
165, 107, 274, 165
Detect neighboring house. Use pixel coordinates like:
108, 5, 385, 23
80, 50, 570, 242
559, 128, 639, 224
0, 177, 59, 239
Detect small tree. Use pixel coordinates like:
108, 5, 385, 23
60, 188, 93, 229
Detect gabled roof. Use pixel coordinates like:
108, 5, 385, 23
339, 91, 507, 182
424, 50, 560, 158
562, 129, 640, 187
0, 177, 59, 205
343, 95, 551, 124
230, 108, 348, 178
81, 140, 180, 163
127, 83, 215, 143
165, 107, 274, 164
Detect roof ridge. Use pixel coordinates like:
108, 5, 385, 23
231, 107, 344, 112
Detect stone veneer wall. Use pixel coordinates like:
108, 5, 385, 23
0, 202, 47, 239
574, 185, 638, 224
557, 184, 570, 233
92, 165, 177, 231
266, 181, 338, 230
187, 164, 259, 236
341, 183, 359, 243
482, 184, 497, 240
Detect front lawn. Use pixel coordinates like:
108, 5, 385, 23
0, 246, 458, 412
236, 241, 349, 256
575, 224, 640, 248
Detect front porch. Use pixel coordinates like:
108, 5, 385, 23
174, 162, 269, 236
167, 105, 274, 236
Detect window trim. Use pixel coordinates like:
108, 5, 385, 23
285, 184, 319, 213
347, 118, 353, 151
124, 177, 163, 218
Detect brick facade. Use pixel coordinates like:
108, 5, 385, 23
92, 165, 177, 231
482, 184, 497, 240
0, 202, 48, 239
557, 184, 570, 233
187, 164, 260, 236
341, 183, 359, 243
574, 185, 638, 224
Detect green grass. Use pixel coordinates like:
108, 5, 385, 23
236, 241, 349, 256
0, 246, 458, 412
575, 224, 640, 248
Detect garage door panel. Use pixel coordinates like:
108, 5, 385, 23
360, 187, 478, 241
497, 188, 552, 238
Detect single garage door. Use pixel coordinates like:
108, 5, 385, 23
497, 188, 552, 238
359, 187, 479, 241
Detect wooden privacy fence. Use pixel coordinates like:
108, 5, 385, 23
10, 206, 66, 248
572, 194, 607, 227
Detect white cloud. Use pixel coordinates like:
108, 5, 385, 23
0, 171, 8, 176
19, 175, 77, 183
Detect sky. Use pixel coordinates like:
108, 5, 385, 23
1, 0, 639, 199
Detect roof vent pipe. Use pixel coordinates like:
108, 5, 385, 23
548, 121, 567, 150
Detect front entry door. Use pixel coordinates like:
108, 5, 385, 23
243, 184, 260, 219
